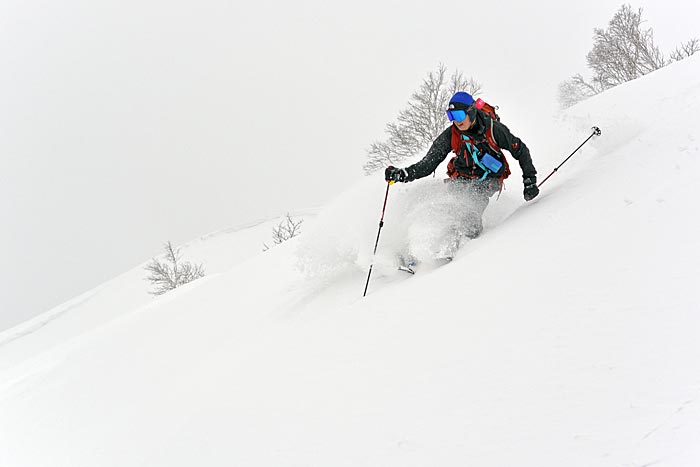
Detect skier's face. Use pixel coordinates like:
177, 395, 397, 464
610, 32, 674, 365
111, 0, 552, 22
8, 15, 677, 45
455, 112, 472, 131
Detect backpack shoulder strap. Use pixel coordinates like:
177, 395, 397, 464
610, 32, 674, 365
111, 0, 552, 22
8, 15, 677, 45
485, 120, 511, 190
484, 119, 500, 154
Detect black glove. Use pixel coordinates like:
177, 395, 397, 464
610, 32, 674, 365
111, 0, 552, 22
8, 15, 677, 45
523, 177, 539, 201
385, 166, 409, 183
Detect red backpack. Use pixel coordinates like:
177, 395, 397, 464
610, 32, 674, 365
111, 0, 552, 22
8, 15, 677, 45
474, 98, 500, 121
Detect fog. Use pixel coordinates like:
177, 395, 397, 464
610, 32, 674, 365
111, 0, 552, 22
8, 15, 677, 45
1, 0, 697, 329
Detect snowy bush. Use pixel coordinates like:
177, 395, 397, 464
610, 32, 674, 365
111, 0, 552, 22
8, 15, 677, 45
144, 242, 205, 295
669, 38, 700, 62
263, 213, 304, 251
363, 64, 481, 174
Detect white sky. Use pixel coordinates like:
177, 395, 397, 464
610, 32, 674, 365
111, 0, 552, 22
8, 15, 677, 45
1, 0, 698, 330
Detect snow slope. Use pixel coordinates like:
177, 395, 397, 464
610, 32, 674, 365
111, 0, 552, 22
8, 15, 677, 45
0, 210, 317, 371
1, 57, 699, 467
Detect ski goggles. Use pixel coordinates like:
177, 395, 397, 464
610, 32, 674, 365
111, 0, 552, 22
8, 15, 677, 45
446, 109, 468, 122
446, 104, 477, 123
447, 98, 487, 122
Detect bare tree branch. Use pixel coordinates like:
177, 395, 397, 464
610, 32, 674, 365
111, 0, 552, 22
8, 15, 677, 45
670, 38, 700, 61
558, 73, 607, 109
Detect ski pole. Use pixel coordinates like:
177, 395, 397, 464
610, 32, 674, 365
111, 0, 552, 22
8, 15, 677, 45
538, 126, 602, 188
363, 181, 394, 297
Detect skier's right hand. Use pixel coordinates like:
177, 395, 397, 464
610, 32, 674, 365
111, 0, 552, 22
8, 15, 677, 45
385, 166, 408, 183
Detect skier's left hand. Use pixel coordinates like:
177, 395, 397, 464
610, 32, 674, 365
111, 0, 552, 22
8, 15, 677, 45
523, 177, 539, 201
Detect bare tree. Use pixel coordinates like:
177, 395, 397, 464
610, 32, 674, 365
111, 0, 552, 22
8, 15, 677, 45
558, 4, 697, 108
144, 241, 205, 295
586, 4, 667, 88
364, 64, 481, 174
262, 213, 304, 251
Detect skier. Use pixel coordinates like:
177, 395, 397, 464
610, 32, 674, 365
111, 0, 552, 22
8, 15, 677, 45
384, 91, 539, 260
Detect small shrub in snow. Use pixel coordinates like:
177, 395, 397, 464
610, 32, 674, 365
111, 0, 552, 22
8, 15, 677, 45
144, 242, 205, 295
263, 213, 304, 251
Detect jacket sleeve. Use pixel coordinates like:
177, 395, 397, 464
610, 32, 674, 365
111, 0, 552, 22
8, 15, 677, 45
492, 120, 537, 180
404, 127, 453, 181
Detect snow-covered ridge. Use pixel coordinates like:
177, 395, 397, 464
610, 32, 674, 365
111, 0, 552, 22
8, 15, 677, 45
0, 209, 318, 369
0, 285, 106, 349
1, 56, 699, 467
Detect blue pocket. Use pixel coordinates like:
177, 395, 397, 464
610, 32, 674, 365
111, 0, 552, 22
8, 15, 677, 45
481, 153, 503, 173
